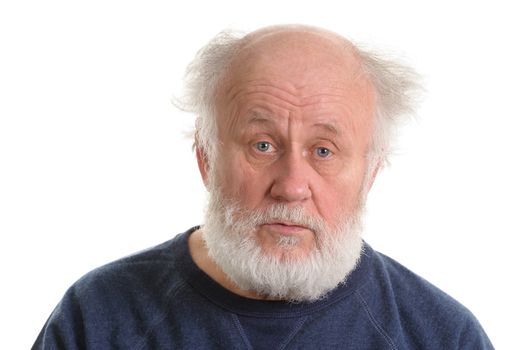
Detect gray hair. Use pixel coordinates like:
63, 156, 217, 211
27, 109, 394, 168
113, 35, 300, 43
174, 28, 421, 171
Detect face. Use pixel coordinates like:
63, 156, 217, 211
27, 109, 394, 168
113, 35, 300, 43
200, 31, 376, 262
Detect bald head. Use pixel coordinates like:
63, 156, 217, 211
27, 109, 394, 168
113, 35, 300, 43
222, 25, 366, 94
239, 25, 353, 57
240, 24, 353, 54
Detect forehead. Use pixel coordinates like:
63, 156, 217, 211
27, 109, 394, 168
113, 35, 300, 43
216, 29, 376, 136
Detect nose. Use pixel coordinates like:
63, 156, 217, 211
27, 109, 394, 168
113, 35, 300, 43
270, 151, 312, 203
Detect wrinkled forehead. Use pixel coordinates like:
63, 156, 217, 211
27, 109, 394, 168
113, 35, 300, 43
208, 26, 377, 149
213, 27, 375, 129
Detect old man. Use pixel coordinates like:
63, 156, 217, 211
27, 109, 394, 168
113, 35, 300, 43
34, 25, 494, 349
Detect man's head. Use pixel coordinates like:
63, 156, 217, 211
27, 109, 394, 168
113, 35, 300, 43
178, 25, 419, 301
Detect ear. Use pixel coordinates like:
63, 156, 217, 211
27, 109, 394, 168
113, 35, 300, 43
366, 160, 382, 193
196, 144, 209, 189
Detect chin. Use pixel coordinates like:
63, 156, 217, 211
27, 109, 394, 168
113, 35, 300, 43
258, 232, 315, 259
263, 245, 312, 263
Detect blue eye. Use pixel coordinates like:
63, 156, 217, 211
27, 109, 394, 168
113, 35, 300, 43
255, 141, 272, 152
316, 147, 331, 158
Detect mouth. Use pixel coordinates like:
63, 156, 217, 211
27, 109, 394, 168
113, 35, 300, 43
261, 221, 310, 235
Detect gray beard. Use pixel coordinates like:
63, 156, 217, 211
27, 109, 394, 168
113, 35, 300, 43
201, 187, 365, 302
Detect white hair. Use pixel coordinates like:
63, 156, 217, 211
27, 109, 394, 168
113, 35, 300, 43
356, 47, 422, 168
202, 184, 364, 302
174, 27, 421, 171
174, 30, 246, 166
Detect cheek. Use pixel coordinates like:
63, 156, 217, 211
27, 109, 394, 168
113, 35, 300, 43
316, 163, 367, 221
216, 152, 271, 205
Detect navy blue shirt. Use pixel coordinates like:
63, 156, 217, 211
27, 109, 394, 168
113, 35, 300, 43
34, 227, 494, 349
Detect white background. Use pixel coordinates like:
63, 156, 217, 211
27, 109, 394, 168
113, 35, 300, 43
1, 0, 525, 348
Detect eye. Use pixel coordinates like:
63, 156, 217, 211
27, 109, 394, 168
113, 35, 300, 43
315, 147, 332, 158
255, 141, 273, 152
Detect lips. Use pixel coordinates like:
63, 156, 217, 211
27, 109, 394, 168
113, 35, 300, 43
262, 222, 310, 235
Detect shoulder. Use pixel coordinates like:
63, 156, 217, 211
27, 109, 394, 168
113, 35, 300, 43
33, 231, 194, 349
357, 245, 494, 349
368, 249, 464, 317
71, 233, 188, 302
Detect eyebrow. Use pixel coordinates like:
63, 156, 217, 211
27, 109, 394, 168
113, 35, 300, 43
246, 112, 340, 136
247, 113, 274, 125
313, 122, 339, 136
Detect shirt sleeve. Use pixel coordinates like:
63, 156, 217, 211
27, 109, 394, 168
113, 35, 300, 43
32, 286, 87, 350
458, 313, 494, 350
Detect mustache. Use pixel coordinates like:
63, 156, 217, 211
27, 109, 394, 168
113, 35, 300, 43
231, 203, 328, 234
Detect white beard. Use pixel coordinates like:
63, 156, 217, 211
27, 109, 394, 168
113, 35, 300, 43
201, 187, 365, 302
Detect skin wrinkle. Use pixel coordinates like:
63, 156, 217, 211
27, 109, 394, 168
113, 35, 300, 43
312, 122, 339, 137
245, 118, 342, 156
225, 80, 354, 108
236, 89, 354, 110
221, 92, 361, 155
243, 133, 345, 180
243, 117, 344, 166
240, 109, 366, 164
246, 112, 341, 138
220, 79, 374, 157
225, 80, 302, 106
